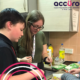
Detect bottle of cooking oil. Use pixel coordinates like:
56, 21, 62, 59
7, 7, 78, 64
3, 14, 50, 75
48, 44, 54, 65
59, 43, 65, 64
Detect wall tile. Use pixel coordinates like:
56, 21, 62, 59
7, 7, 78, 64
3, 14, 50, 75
49, 32, 79, 61
49, 11, 80, 61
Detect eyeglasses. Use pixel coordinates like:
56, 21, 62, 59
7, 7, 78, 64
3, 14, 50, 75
29, 21, 44, 30
32, 24, 44, 30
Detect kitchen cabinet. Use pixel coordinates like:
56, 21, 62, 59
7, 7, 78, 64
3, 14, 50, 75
38, 0, 79, 32
0, 0, 37, 13
0, 0, 28, 13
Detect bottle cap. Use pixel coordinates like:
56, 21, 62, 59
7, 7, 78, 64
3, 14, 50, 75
78, 61, 80, 64
61, 43, 63, 45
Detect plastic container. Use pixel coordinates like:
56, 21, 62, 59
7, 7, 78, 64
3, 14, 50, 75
59, 43, 65, 63
52, 64, 66, 70
48, 44, 54, 53
48, 44, 54, 65
64, 63, 79, 72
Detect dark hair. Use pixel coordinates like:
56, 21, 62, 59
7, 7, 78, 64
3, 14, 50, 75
0, 8, 25, 29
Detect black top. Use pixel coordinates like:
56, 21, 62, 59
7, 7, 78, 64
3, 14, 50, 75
0, 33, 18, 74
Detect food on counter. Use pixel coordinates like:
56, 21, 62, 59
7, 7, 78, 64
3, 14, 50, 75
52, 76, 59, 80
64, 63, 79, 72
51, 73, 63, 80
52, 64, 67, 70
62, 69, 68, 73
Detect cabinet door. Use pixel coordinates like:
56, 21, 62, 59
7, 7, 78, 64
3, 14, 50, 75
38, 0, 71, 32
0, 0, 28, 13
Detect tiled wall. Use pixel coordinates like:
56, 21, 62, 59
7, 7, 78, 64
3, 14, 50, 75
49, 13, 80, 62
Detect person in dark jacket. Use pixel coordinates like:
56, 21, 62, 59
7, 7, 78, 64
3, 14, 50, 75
0, 8, 44, 80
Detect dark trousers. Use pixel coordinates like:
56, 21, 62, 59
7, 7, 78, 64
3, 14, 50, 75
61, 73, 80, 80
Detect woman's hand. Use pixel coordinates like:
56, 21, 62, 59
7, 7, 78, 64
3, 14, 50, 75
46, 56, 53, 63
20, 56, 32, 63
69, 69, 80, 74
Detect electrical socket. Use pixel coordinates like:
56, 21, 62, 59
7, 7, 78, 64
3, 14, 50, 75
65, 48, 73, 54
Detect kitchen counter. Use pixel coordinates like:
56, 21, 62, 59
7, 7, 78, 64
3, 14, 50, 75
44, 61, 78, 80
44, 64, 59, 72
43, 69, 65, 80
44, 64, 52, 70
42, 75, 52, 80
